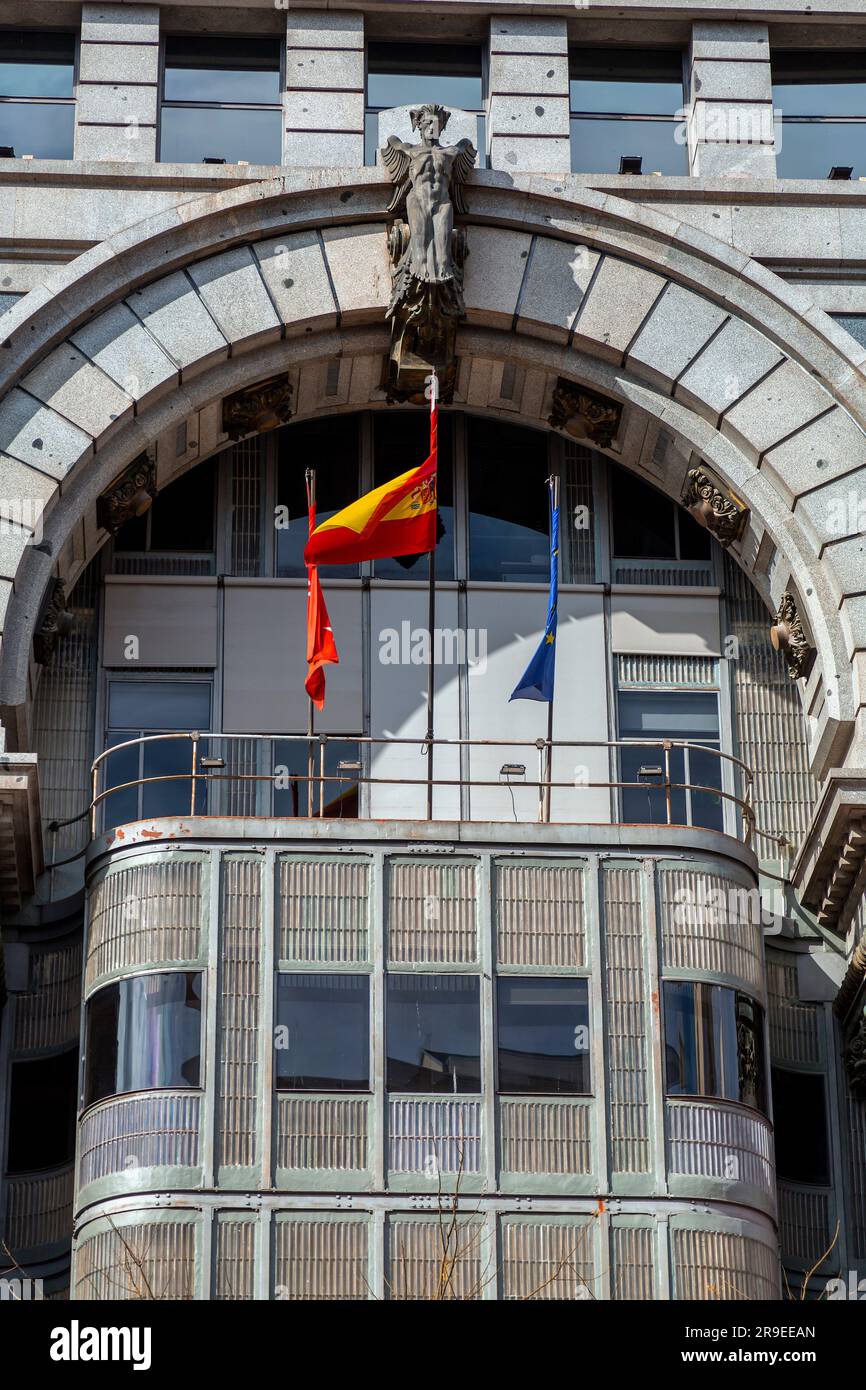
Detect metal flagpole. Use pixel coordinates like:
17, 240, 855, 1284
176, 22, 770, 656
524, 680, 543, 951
425, 370, 438, 821
305, 467, 316, 817
543, 473, 559, 824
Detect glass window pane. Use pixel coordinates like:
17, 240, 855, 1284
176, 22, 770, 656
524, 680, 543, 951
276, 415, 361, 577
0, 102, 74, 158
367, 42, 483, 110
497, 977, 590, 1094
7, 1048, 78, 1171
569, 49, 684, 115
0, 32, 75, 98
664, 979, 699, 1095
663, 981, 767, 1114
160, 106, 282, 164
148, 459, 216, 551
618, 690, 719, 740
275, 974, 370, 1090
678, 506, 712, 560
831, 313, 866, 350
611, 463, 676, 557
386, 974, 480, 1093
619, 742, 687, 825
142, 736, 202, 819
274, 739, 360, 819
735, 990, 767, 1113
100, 733, 141, 829
570, 117, 687, 174
775, 119, 866, 179
468, 417, 550, 581
84, 972, 203, 1106
771, 51, 866, 116
373, 411, 454, 579
108, 681, 211, 732
771, 1067, 829, 1184
164, 37, 281, 104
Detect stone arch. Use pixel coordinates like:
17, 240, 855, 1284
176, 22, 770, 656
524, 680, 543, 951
1, 170, 864, 775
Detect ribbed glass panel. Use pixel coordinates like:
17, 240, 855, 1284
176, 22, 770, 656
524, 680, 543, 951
672, 1228, 780, 1300
777, 1183, 831, 1264
616, 654, 717, 688
110, 554, 214, 575
495, 861, 586, 967
612, 559, 713, 586
276, 1096, 369, 1171
562, 442, 595, 584
667, 1101, 773, 1196
388, 1219, 482, 1300
85, 858, 202, 989
611, 1224, 655, 1300
230, 437, 262, 577
846, 1090, 866, 1260
388, 860, 478, 963
279, 858, 370, 963
32, 559, 99, 861
723, 552, 817, 845
215, 1218, 256, 1300
5, 1164, 73, 1251
603, 866, 649, 1173
766, 956, 820, 1065
13, 937, 81, 1051
499, 1100, 591, 1174
74, 1219, 196, 1300
274, 1218, 369, 1300
78, 1093, 201, 1187
388, 1098, 481, 1174
502, 1219, 595, 1299
219, 857, 261, 1168
659, 867, 763, 993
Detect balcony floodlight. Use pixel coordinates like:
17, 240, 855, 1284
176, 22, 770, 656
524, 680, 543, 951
0, 146, 15, 158
637, 765, 664, 781
199, 756, 226, 769
619, 155, 642, 175
499, 763, 526, 779
829, 166, 853, 180
203, 156, 226, 164
337, 760, 362, 773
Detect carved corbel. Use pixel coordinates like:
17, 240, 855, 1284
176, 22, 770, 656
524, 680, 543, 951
770, 592, 817, 680
681, 465, 749, 547
844, 1010, 866, 1100
96, 453, 157, 536
548, 379, 622, 449
33, 578, 74, 665
222, 375, 294, 441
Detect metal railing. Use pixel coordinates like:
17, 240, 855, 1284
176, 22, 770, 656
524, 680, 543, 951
87, 732, 757, 844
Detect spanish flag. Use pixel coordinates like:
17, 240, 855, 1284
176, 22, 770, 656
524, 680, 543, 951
304, 451, 438, 567
305, 501, 339, 710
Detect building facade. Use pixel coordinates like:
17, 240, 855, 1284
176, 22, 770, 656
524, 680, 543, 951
0, 0, 865, 1302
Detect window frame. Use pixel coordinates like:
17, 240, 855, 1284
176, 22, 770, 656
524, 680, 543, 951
615, 681, 729, 834
363, 38, 487, 168
157, 32, 284, 166
495, 974, 592, 1097
274, 971, 372, 1093
568, 46, 688, 176
771, 49, 866, 179
662, 978, 769, 1116
0, 26, 78, 159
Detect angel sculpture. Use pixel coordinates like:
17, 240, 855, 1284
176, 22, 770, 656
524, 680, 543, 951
380, 104, 476, 400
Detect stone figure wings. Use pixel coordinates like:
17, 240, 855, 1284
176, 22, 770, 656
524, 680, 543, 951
381, 135, 477, 218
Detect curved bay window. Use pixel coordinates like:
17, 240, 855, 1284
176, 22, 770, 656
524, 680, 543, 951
83, 972, 203, 1108
663, 980, 767, 1114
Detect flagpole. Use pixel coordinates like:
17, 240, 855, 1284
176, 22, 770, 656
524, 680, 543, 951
425, 371, 438, 821
305, 467, 316, 817
543, 474, 559, 825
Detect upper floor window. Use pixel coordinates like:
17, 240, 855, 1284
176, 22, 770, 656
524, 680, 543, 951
496, 977, 590, 1095
101, 679, 212, 828
7, 1048, 77, 1172
84, 971, 203, 1107
160, 36, 282, 165
386, 973, 481, 1093
617, 687, 724, 832
365, 41, 484, 165
467, 417, 551, 582
771, 1067, 830, 1185
609, 461, 712, 585
772, 51, 866, 179
276, 415, 361, 578
0, 30, 75, 159
664, 980, 767, 1114
570, 48, 687, 175
276, 974, 370, 1090
112, 458, 216, 574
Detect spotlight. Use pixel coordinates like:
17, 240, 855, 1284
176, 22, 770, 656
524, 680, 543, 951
619, 155, 642, 175
829, 166, 853, 180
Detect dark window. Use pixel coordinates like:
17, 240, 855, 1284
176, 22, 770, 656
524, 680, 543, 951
161, 36, 282, 165
497, 977, 590, 1094
386, 974, 480, 1093
610, 462, 710, 562
772, 51, 866, 179
7, 1048, 78, 1172
84, 972, 202, 1107
275, 415, 361, 578
273, 738, 361, 819
0, 31, 75, 159
618, 689, 723, 831
467, 417, 551, 582
664, 980, 767, 1113
569, 49, 687, 175
373, 411, 454, 579
113, 459, 216, 555
831, 314, 866, 351
365, 42, 484, 165
771, 1067, 830, 1185
275, 974, 370, 1090
101, 680, 212, 827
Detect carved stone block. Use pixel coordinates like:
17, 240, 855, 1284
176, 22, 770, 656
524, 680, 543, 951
681, 465, 749, 547
548, 378, 622, 448
96, 453, 157, 536
222, 374, 294, 441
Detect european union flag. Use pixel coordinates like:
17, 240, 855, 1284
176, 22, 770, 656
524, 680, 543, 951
509, 479, 559, 703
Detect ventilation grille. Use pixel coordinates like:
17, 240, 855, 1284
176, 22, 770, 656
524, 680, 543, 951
611, 1223, 655, 1300
766, 956, 821, 1065
215, 1218, 256, 1300
659, 868, 763, 993
562, 442, 595, 584
5, 1165, 74, 1252
14, 936, 82, 1051
502, 1219, 595, 1299
388, 1098, 481, 1174
671, 1228, 780, 1300
500, 1100, 591, 1175
616, 654, 718, 688
78, 1093, 201, 1188
388, 1219, 483, 1300
777, 1183, 832, 1265
276, 1096, 369, 1172
230, 437, 263, 577
74, 1219, 196, 1301
274, 1218, 369, 1300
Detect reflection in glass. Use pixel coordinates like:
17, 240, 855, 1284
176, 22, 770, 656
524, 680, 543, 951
101, 681, 212, 828
84, 972, 203, 1106
273, 739, 361, 819
468, 417, 550, 581
373, 411, 454, 579
618, 690, 723, 831
772, 52, 866, 178
275, 974, 370, 1090
276, 415, 361, 577
386, 974, 480, 1092
0, 102, 74, 158
365, 42, 484, 166
0, 31, 75, 96
160, 106, 282, 165
497, 977, 590, 1094
161, 36, 282, 165
570, 117, 687, 175
569, 49, 686, 174
664, 980, 767, 1113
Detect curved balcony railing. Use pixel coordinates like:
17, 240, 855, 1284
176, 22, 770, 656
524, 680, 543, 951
70, 731, 763, 846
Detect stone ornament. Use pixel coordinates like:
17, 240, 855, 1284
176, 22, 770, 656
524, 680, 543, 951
548, 378, 622, 448
222, 375, 294, 441
770, 592, 817, 680
682, 465, 749, 547
33, 579, 74, 666
844, 1011, 866, 1101
381, 103, 476, 404
96, 454, 157, 537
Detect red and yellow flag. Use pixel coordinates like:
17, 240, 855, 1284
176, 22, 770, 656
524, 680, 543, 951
304, 449, 438, 567
305, 502, 339, 710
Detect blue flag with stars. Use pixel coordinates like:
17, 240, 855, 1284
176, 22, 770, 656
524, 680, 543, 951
509, 478, 559, 703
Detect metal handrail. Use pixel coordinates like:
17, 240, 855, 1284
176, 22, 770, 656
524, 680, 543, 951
88, 731, 757, 844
